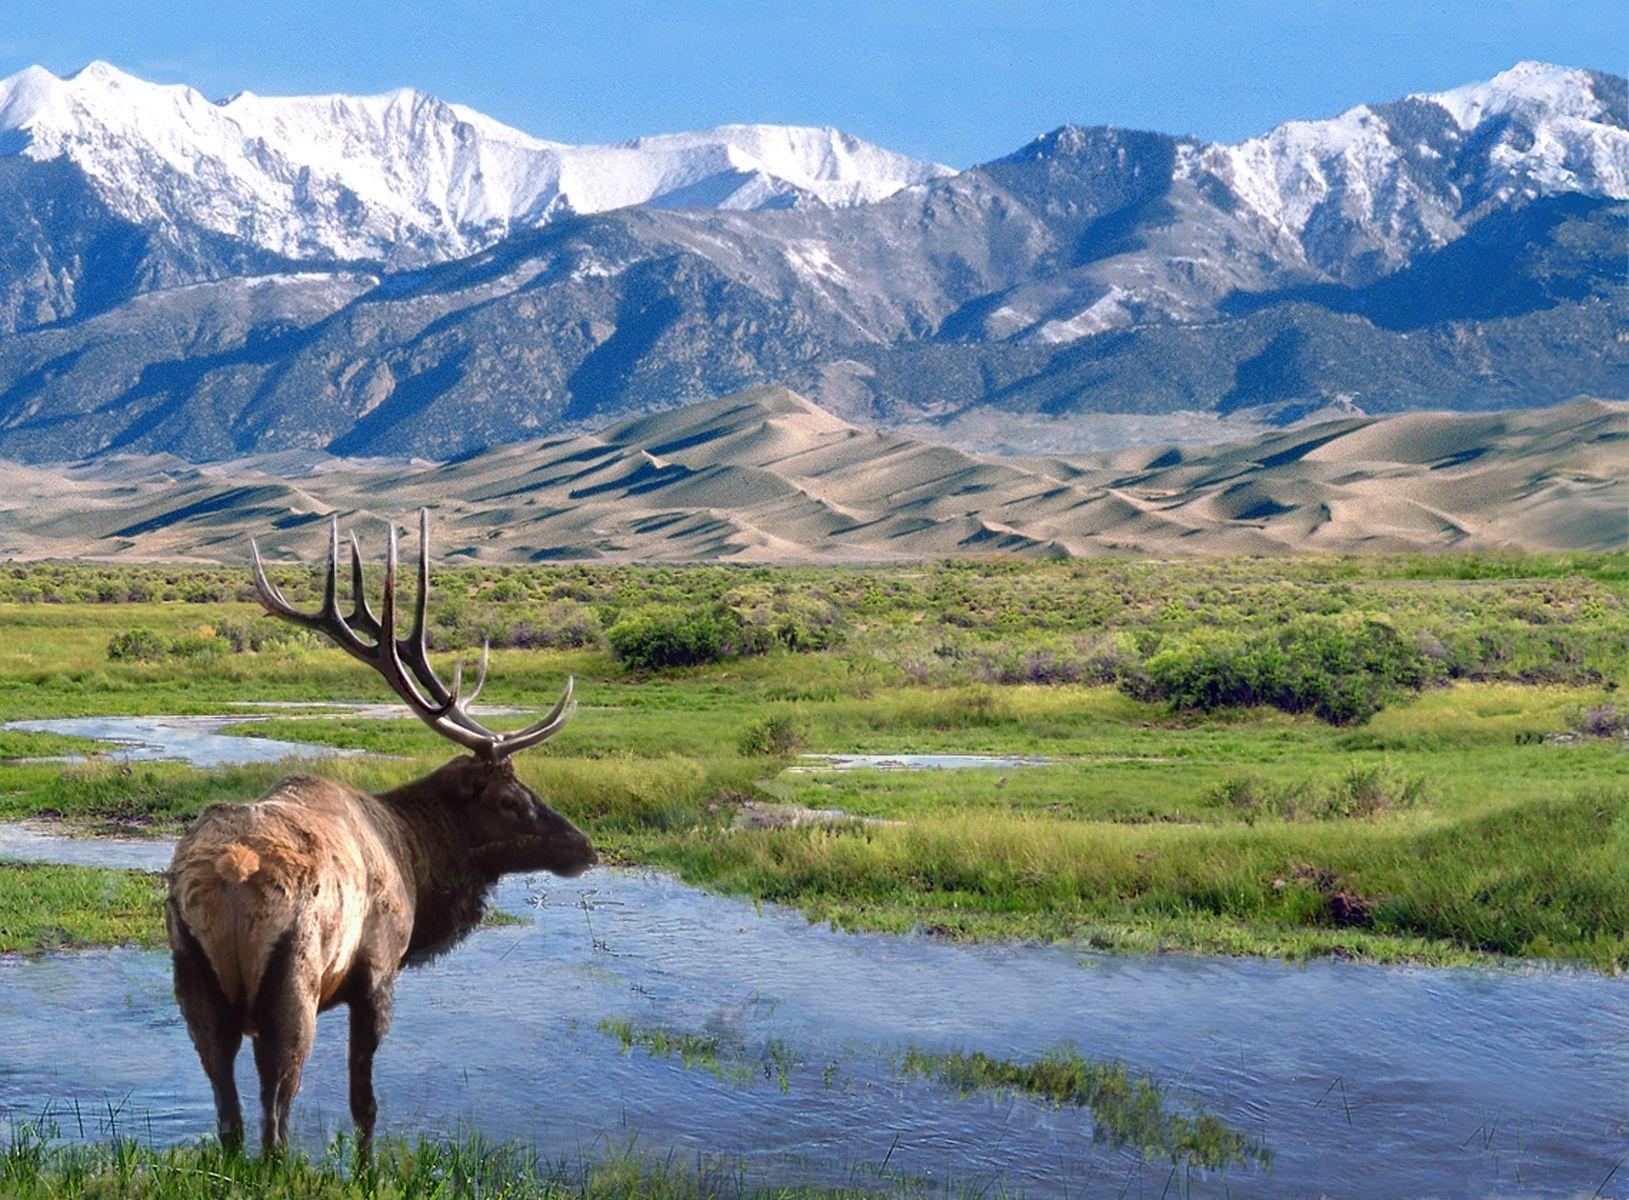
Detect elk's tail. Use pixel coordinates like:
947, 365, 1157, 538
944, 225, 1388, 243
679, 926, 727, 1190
215, 844, 260, 884
168, 840, 283, 1008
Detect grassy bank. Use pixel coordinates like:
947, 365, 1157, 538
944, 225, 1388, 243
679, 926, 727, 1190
1, 555, 1625, 968
0, 865, 165, 955
0, 1130, 924, 1199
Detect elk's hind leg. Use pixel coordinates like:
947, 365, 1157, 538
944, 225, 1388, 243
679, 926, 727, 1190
168, 907, 245, 1151
346, 968, 394, 1151
249, 930, 317, 1152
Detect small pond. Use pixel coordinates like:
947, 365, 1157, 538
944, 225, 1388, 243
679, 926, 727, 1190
1, 828, 1625, 1197
793, 753, 1054, 771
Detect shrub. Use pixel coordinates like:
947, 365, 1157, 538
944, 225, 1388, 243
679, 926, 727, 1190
1203, 767, 1428, 822
212, 616, 314, 654
1324, 765, 1427, 818
608, 605, 744, 669
1573, 702, 1629, 738
106, 629, 166, 662
1133, 617, 1430, 725
738, 715, 807, 756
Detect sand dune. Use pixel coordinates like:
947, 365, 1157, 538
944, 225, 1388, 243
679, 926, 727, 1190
0, 387, 1621, 561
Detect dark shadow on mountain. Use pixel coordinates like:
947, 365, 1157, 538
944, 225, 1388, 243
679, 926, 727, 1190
561, 261, 687, 421
327, 350, 472, 457
1222, 195, 1624, 331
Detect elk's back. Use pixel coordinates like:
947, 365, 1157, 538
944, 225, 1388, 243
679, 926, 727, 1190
167, 775, 407, 1008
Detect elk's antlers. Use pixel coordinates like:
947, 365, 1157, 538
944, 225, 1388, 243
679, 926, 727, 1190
250, 510, 575, 761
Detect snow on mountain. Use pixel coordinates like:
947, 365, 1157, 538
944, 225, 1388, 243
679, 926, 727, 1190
0, 61, 953, 265
1424, 60, 1621, 130
1191, 60, 1627, 281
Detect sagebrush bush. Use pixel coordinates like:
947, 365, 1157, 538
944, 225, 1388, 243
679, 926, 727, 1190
1132, 617, 1431, 724
608, 606, 745, 669
105, 629, 166, 661
1573, 702, 1628, 738
738, 715, 807, 756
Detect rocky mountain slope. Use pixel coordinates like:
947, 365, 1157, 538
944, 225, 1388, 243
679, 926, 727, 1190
0, 61, 1622, 462
1, 388, 1621, 560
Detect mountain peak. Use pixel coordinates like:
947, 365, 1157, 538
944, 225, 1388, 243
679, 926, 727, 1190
66, 60, 132, 83
1420, 60, 1619, 129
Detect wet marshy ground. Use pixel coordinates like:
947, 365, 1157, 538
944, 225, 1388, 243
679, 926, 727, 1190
1, 824, 1626, 1196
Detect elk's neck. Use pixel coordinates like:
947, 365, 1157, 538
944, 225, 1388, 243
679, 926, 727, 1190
376, 771, 495, 961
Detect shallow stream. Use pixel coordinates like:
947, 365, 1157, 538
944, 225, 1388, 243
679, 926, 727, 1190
1, 825, 1625, 1196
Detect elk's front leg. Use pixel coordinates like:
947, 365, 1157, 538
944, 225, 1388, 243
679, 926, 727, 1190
348, 973, 394, 1150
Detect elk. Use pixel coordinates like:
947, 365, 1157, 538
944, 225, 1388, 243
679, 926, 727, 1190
165, 510, 595, 1152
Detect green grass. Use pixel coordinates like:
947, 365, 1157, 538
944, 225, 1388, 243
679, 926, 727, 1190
598, 1018, 800, 1092
0, 1128, 925, 1199
601, 1019, 728, 1075
897, 1047, 1267, 1172
596, 1017, 1265, 1173
0, 865, 165, 954
1, 556, 1626, 968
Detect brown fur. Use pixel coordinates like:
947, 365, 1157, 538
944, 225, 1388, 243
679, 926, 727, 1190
167, 756, 594, 1151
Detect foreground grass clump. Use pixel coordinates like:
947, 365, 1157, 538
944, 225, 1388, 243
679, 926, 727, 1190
0, 865, 163, 954
898, 1047, 1268, 1172
0, 1129, 901, 1199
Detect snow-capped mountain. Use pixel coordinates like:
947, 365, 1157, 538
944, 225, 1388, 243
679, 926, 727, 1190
0, 60, 1622, 463
0, 60, 952, 266
1200, 61, 1627, 283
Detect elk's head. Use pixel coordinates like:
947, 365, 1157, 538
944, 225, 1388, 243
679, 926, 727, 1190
428, 754, 596, 878
250, 509, 596, 878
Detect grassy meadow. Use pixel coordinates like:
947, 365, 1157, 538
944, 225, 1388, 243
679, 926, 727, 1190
0, 553, 1625, 967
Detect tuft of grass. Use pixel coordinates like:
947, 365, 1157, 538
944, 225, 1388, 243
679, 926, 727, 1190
601, 1018, 725, 1073
897, 1046, 1268, 1172
598, 1019, 798, 1092
1202, 765, 1429, 822
479, 908, 528, 929
738, 715, 807, 757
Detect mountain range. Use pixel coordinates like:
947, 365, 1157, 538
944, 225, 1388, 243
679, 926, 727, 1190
0, 59, 1623, 463
1, 387, 1621, 559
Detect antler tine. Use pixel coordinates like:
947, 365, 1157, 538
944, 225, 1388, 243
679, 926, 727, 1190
367, 520, 488, 736
466, 641, 490, 706
383, 511, 499, 742
392, 508, 458, 707
410, 508, 431, 649
346, 531, 382, 639
320, 517, 340, 618
250, 520, 339, 626
251, 521, 374, 665
450, 643, 490, 708
489, 675, 577, 759
250, 536, 301, 618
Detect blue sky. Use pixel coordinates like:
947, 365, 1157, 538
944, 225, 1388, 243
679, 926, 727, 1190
2, 0, 1622, 165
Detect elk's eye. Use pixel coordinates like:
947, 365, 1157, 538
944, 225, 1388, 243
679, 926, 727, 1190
500, 797, 519, 814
